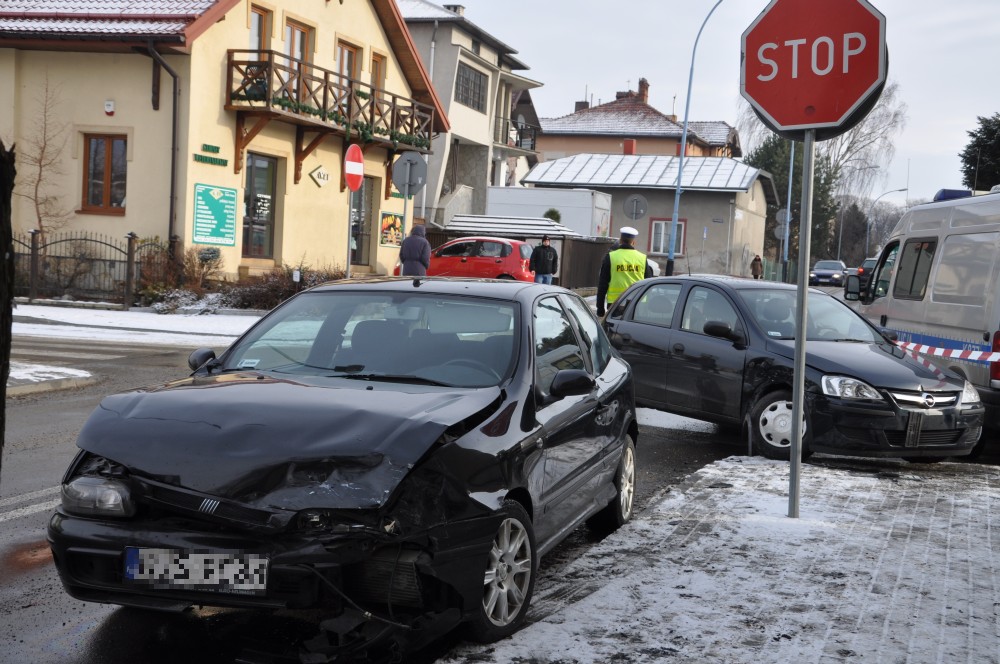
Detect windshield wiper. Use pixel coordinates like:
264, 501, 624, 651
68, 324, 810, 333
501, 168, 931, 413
332, 373, 453, 387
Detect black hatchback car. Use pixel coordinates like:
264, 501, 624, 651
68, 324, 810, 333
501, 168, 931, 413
603, 275, 983, 460
48, 278, 637, 657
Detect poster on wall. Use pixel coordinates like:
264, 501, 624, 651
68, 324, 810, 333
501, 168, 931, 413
192, 183, 237, 246
380, 212, 404, 247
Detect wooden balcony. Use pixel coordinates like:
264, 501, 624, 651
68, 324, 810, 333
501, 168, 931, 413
225, 50, 436, 184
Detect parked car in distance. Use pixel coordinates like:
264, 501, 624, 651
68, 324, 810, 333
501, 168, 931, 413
809, 259, 847, 286
393, 236, 534, 281
856, 257, 878, 290
48, 278, 638, 657
603, 275, 984, 461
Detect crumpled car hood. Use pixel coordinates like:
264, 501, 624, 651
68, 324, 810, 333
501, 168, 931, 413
77, 373, 502, 510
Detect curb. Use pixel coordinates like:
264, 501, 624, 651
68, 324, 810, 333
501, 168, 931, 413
7, 375, 100, 397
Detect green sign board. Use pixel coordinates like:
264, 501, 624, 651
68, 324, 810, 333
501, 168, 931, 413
193, 183, 237, 246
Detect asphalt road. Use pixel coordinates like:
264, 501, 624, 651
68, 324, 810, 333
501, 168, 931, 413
0, 335, 743, 664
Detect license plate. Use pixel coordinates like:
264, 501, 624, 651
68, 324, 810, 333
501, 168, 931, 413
904, 411, 924, 447
124, 547, 268, 595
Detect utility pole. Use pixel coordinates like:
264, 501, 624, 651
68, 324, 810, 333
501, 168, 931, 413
0, 140, 16, 489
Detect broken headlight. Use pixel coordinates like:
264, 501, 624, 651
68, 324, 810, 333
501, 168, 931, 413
62, 476, 136, 517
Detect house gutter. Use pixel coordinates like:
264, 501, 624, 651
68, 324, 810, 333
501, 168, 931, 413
421, 19, 438, 223
145, 42, 179, 254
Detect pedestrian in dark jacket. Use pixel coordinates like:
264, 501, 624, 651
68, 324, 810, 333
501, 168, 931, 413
529, 235, 558, 284
399, 225, 431, 276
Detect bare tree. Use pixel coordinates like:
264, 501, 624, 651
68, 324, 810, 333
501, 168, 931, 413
736, 80, 908, 199
16, 75, 73, 238
1, 140, 15, 487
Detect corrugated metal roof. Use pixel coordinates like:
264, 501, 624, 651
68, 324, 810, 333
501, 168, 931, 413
522, 154, 779, 206
435, 214, 582, 238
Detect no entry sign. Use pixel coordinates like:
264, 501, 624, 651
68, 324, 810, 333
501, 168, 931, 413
741, 0, 887, 140
344, 143, 364, 192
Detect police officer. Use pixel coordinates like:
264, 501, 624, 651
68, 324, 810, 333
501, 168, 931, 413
596, 226, 653, 317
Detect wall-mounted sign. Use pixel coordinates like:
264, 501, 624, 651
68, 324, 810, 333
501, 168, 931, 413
309, 165, 331, 188
193, 183, 237, 246
202, 144, 221, 154
380, 212, 403, 247
194, 153, 228, 167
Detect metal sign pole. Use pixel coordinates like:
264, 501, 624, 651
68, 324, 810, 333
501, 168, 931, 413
345, 191, 353, 280
789, 128, 815, 519
783, 141, 794, 282
403, 161, 412, 230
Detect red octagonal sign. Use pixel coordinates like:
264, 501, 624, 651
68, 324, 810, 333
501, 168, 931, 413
741, 0, 886, 140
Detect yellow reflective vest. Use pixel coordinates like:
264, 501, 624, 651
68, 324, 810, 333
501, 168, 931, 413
607, 248, 648, 303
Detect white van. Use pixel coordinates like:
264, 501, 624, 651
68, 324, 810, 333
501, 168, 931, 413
846, 190, 1000, 434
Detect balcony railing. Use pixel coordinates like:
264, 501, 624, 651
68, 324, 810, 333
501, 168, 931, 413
226, 49, 434, 152
494, 117, 538, 152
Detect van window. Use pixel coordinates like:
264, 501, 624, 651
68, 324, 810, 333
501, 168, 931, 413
933, 232, 999, 305
892, 239, 936, 300
872, 244, 898, 298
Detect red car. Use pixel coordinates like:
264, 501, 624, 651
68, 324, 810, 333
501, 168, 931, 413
394, 236, 535, 281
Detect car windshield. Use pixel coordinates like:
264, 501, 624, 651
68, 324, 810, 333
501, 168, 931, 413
814, 261, 844, 270
739, 289, 882, 342
222, 291, 518, 388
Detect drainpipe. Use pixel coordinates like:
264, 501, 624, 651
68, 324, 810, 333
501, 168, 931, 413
420, 20, 438, 222
146, 43, 179, 257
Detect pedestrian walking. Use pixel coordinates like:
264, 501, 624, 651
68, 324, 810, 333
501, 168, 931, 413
751, 254, 763, 280
596, 226, 653, 317
399, 224, 431, 276
529, 235, 558, 284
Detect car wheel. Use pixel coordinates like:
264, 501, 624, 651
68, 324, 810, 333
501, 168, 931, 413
497, 274, 515, 280
587, 435, 636, 534
468, 499, 536, 643
750, 390, 811, 460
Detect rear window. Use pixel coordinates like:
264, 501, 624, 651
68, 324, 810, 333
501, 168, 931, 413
519, 244, 532, 260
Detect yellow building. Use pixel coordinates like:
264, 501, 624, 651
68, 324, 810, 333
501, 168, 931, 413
0, 0, 449, 280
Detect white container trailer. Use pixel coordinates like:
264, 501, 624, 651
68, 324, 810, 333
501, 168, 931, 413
487, 187, 612, 238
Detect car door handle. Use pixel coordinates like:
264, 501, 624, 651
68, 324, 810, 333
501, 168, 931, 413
461, 257, 468, 263
672, 343, 685, 353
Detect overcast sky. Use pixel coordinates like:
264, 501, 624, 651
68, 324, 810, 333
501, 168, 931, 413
454, 0, 999, 204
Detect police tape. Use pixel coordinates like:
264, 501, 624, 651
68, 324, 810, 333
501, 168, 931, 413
895, 341, 1000, 363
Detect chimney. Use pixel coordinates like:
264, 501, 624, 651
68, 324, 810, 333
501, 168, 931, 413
443, 4, 465, 16
624, 139, 637, 155
638, 78, 649, 103
574, 100, 590, 112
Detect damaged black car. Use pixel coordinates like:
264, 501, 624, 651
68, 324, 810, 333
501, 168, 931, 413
48, 277, 638, 660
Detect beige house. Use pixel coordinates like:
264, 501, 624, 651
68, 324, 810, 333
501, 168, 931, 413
399, 1, 541, 226
537, 78, 741, 162
523, 153, 778, 278
0, 0, 448, 280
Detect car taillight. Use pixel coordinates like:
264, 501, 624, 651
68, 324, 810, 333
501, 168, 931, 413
991, 331, 1000, 382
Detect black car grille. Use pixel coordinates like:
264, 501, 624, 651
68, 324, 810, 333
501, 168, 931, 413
135, 478, 285, 529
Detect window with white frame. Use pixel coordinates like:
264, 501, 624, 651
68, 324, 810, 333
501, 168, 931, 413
650, 219, 685, 255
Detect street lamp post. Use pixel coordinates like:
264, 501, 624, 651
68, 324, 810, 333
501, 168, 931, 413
666, 0, 724, 276
864, 188, 907, 257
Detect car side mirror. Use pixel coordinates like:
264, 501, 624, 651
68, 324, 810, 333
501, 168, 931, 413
188, 347, 217, 371
704, 321, 747, 349
549, 369, 595, 399
844, 274, 861, 301
881, 328, 898, 342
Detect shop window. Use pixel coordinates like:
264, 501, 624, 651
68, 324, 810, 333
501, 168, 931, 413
243, 153, 277, 259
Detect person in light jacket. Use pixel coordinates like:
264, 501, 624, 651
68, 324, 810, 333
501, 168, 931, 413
399, 225, 431, 276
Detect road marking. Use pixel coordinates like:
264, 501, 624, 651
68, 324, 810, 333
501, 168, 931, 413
0, 485, 60, 509
0, 497, 61, 524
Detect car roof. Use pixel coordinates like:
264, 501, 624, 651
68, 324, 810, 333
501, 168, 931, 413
634, 274, 828, 295
441, 236, 525, 245
306, 275, 561, 299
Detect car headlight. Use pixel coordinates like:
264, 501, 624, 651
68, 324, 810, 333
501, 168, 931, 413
61, 476, 136, 517
821, 375, 883, 400
961, 380, 981, 406
809, 272, 816, 278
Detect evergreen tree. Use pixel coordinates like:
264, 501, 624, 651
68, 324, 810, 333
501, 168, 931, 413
959, 113, 1000, 191
743, 135, 841, 273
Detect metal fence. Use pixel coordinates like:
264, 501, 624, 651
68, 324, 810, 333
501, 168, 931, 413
14, 231, 177, 308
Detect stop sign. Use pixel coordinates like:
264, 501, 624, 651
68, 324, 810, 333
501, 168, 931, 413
344, 143, 364, 192
741, 0, 886, 141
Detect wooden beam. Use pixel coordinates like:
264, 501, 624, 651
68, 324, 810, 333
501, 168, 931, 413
234, 112, 271, 174
294, 127, 332, 184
